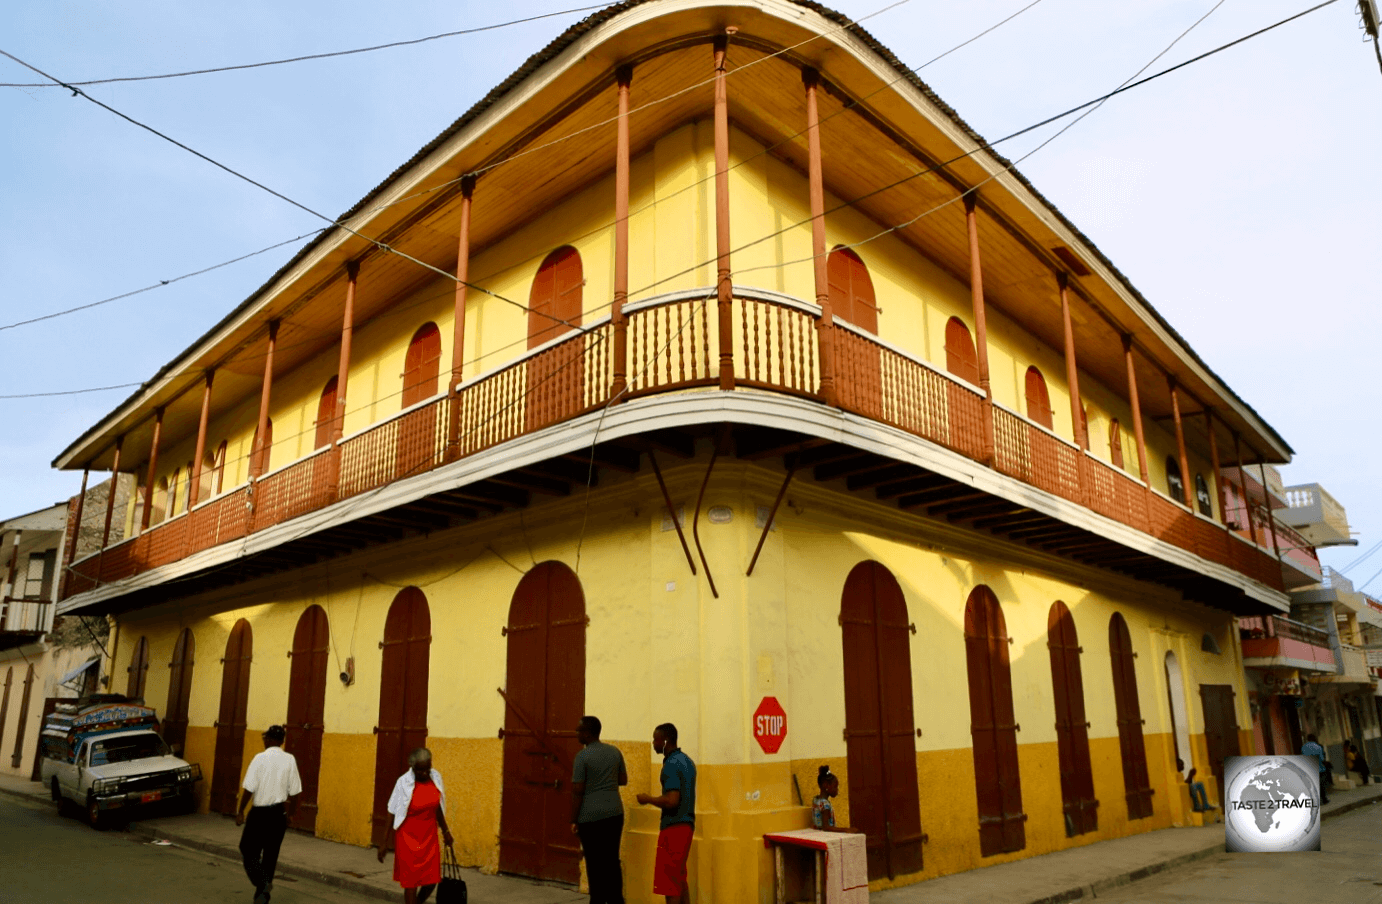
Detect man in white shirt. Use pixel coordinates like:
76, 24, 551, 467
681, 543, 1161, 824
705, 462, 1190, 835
235, 725, 302, 904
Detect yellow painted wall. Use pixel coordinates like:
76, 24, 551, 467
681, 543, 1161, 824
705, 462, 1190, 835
108, 456, 1248, 901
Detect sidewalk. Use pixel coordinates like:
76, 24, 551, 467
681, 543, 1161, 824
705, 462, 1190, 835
5, 772, 1380, 903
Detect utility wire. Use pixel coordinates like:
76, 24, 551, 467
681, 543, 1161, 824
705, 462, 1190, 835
0, 382, 143, 400
1341, 537, 1382, 573
0, 4, 619, 88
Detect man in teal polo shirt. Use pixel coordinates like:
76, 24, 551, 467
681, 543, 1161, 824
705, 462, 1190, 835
637, 722, 696, 903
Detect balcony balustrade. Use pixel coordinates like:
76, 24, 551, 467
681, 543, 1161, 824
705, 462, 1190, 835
0, 596, 52, 636
61, 288, 1290, 602
1239, 614, 1336, 670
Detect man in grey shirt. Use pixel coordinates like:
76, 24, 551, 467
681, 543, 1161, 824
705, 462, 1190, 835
571, 715, 628, 904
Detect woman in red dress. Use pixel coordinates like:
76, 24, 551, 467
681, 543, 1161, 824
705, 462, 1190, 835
378, 748, 454, 904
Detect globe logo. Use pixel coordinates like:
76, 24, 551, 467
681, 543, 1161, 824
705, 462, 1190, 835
1223, 755, 1321, 852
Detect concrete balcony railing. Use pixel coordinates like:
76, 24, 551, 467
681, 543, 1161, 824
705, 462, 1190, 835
1239, 614, 1336, 671
1281, 482, 1352, 547
61, 288, 1292, 603
0, 596, 53, 636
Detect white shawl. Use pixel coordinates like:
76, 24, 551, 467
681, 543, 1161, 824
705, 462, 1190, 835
386, 768, 446, 830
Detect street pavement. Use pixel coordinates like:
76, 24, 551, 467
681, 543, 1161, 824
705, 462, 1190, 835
1092, 802, 1382, 904
0, 792, 380, 904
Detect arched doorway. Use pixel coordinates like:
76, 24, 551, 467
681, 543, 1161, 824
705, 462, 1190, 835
1163, 651, 1191, 772
315, 377, 338, 450
1024, 366, 1053, 430
965, 585, 1026, 856
525, 247, 585, 433
828, 247, 881, 416
1109, 613, 1154, 819
126, 636, 150, 699
164, 628, 195, 754
1047, 602, 1097, 836
372, 587, 431, 848
498, 561, 586, 883
840, 561, 923, 880
211, 619, 252, 814
397, 325, 442, 480
287, 605, 330, 833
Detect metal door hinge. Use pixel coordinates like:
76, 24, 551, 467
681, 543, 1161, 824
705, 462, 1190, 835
909, 623, 917, 635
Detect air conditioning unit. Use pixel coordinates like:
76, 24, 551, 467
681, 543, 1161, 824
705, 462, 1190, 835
1363, 0, 1381, 38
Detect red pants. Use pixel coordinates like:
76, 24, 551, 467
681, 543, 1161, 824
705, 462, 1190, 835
653, 822, 693, 896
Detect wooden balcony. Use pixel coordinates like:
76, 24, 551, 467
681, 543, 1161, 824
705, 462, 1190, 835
61, 288, 1290, 606
0, 596, 52, 647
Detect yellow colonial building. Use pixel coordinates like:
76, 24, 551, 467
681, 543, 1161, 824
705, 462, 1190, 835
52, 1, 1310, 899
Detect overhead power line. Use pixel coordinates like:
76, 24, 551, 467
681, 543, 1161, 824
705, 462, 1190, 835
0, 383, 143, 400
0, 4, 619, 88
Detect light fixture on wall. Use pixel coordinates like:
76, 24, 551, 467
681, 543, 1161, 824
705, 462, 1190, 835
1201, 632, 1222, 655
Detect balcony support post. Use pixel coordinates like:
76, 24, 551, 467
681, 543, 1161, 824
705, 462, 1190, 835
96, 439, 122, 580
140, 408, 164, 531
611, 65, 633, 399
964, 194, 996, 465
1122, 335, 1149, 486
1233, 431, 1259, 546
446, 177, 476, 463
329, 262, 358, 495
1205, 409, 1229, 530
5, 529, 20, 601
252, 321, 279, 480
58, 469, 89, 601
189, 370, 214, 509
1168, 376, 1192, 508
713, 34, 735, 392
804, 67, 836, 407
1259, 456, 1282, 560
1059, 273, 1086, 450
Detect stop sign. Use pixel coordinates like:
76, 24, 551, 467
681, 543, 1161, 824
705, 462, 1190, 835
753, 696, 787, 754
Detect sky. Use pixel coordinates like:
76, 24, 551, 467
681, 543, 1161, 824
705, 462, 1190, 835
3, 0, 1379, 584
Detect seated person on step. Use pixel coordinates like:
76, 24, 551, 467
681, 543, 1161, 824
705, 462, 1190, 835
1178, 758, 1215, 812
811, 766, 860, 833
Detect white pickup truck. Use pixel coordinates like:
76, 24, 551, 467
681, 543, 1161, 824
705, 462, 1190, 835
39, 697, 201, 828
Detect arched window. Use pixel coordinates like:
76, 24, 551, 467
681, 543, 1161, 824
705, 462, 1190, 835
315, 376, 339, 450
1194, 474, 1212, 517
1109, 419, 1124, 469
1024, 366, 1053, 430
826, 247, 878, 334
527, 246, 583, 350
402, 324, 442, 408
126, 636, 150, 699
945, 317, 979, 385
1165, 455, 1184, 505
154, 477, 169, 524
167, 468, 182, 518
184, 460, 194, 511
251, 418, 274, 476
211, 441, 227, 496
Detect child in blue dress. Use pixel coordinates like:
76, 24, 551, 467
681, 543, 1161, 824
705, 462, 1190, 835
811, 766, 857, 832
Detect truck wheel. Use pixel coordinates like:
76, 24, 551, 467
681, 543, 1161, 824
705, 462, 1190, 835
87, 798, 103, 830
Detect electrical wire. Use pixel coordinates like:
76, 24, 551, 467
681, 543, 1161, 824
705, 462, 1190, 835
1341, 537, 1382, 573
0, 4, 619, 88
0, 382, 143, 399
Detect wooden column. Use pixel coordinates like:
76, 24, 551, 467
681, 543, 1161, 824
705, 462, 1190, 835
1205, 409, 1229, 528
446, 177, 475, 462
804, 67, 836, 407
1168, 376, 1191, 507
964, 194, 996, 464
1122, 335, 1149, 485
1059, 273, 1086, 449
336, 263, 358, 444
1233, 432, 1258, 546
189, 370, 214, 508
5, 530, 20, 598
611, 65, 633, 398
1260, 458, 1282, 558
100, 438, 122, 552
140, 408, 164, 530
713, 34, 735, 392
252, 321, 279, 478
59, 469, 89, 599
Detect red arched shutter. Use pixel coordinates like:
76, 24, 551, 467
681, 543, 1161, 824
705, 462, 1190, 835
840, 561, 924, 880
1024, 367, 1053, 429
402, 324, 441, 408
211, 619, 252, 814
945, 317, 979, 385
1109, 419, 1124, 469
164, 628, 195, 754
1047, 602, 1098, 836
372, 587, 431, 847
965, 585, 1026, 856
315, 377, 338, 450
126, 636, 150, 699
827, 247, 879, 334
287, 605, 330, 832
1109, 613, 1154, 819
526, 248, 585, 432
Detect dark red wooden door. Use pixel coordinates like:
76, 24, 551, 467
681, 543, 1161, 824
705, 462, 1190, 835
0, 667, 11, 751
1024, 367, 1053, 430
372, 587, 431, 848
211, 620, 252, 814
499, 561, 586, 883
828, 248, 882, 417
1199, 685, 1240, 808
1047, 601, 1097, 836
525, 248, 584, 434
315, 377, 338, 450
126, 636, 150, 700
287, 605, 330, 833
965, 585, 1026, 856
397, 324, 442, 481
840, 561, 923, 880
1108, 613, 1154, 819
164, 628, 195, 754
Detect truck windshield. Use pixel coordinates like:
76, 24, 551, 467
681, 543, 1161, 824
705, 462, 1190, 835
89, 735, 169, 766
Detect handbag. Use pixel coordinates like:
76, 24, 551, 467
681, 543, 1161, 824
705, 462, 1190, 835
437, 845, 467, 904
